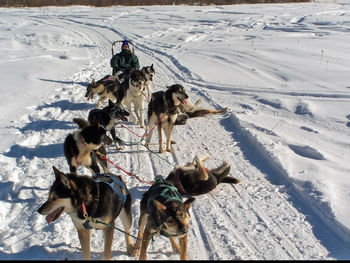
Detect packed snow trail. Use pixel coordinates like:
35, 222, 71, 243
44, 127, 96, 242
3, 3, 350, 260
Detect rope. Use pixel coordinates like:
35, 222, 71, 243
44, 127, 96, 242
96, 151, 153, 185
83, 215, 156, 241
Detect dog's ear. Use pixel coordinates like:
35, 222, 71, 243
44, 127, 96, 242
108, 99, 114, 107
92, 79, 95, 84
153, 199, 167, 213
53, 166, 71, 189
151, 64, 153, 69
183, 197, 195, 211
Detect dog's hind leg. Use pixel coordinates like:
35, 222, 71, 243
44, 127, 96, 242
132, 213, 148, 257
144, 114, 157, 148
179, 234, 188, 260
103, 228, 114, 260
77, 229, 92, 260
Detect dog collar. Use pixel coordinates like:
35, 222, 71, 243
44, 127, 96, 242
175, 169, 187, 195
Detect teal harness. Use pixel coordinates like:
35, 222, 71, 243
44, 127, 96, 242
146, 176, 184, 238
147, 176, 182, 208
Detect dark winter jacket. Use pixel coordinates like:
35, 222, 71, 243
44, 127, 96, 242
110, 49, 140, 73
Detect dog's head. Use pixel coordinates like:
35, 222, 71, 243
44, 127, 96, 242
152, 197, 195, 237
80, 124, 106, 150
130, 70, 147, 91
106, 100, 129, 122
85, 80, 98, 100
38, 166, 78, 223
167, 84, 189, 106
141, 64, 155, 82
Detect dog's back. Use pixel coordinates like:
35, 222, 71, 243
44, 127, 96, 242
147, 91, 167, 119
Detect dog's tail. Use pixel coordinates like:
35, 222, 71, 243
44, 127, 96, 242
73, 118, 89, 129
211, 161, 241, 185
186, 107, 228, 119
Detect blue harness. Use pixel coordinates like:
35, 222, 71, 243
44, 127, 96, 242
93, 173, 127, 205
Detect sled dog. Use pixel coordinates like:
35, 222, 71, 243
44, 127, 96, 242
141, 64, 155, 102
85, 75, 120, 108
144, 84, 189, 153
116, 70, 147, 128
63, 120, 108, 175
86, 100, 129, 150
166, 154, 241, 196
38, 166, 133, 260
132, 176, 195, 260
175, 98, 228, 125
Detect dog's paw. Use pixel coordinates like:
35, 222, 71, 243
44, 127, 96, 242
166, 148, 173, 153
132, 247, 140, 257
126, 244, 134, 256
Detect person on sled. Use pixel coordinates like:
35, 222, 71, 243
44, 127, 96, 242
110, 40, 140, 81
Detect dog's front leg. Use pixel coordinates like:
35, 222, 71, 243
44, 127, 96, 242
158, 125, 164, 153
77, 229, 92, 260
169, 237, 180, 253
133, 214, 148, 257
179, 234, 188, 260
138, 100, 146, 129
194, 155, 209, 181
125, 99, 137, 125
103, 227, 114, 260
139, 228, 152, 260
165, 122, 174, 153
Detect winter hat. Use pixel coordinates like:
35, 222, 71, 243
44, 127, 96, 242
122, 40, 129, 48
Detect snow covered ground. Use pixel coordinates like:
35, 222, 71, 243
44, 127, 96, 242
1, 0, 350, 260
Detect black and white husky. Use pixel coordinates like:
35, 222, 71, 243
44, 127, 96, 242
116, 70, 147, 128
141, 64, 155, 102
63, 121, 108, 175
144, 84, 189, 153
87, 100, 129, 150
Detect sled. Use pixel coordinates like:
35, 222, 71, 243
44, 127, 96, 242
111, 40, 135, 56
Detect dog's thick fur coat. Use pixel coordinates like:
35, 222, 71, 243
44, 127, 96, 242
144, 84, 189, 153
166, 155, 241, 196
116, 70, 147, 128
132, 177, 195, 260
37, 166, 133, 260
85, 75, 120, 108
87, 100, 129, 150
63, 120, 108, 174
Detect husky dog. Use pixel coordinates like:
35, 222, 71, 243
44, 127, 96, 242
175, 98, 228, 125
132, 176, 195, 260
144, 84, 189, 153
63, 121, 108, 175
116, 70, 147, 128
38, 166, 133, 260
165, 154, 241, 196
141, 64, 155, 102
86, 100, 129, 150
85, 75, 120, 108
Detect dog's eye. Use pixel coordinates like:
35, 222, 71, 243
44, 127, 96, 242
167, 218, 175, 224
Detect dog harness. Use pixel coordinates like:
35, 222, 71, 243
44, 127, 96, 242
146, 176, 182, 209
93, 173, 127, 205
82, 174, 127, 230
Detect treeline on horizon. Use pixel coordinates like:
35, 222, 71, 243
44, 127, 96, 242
0, 0, 310, 7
